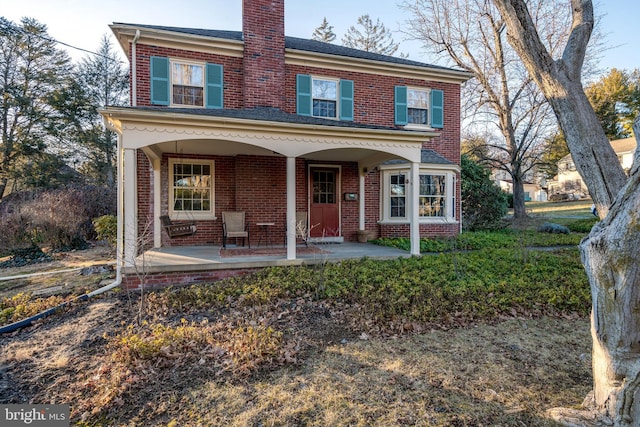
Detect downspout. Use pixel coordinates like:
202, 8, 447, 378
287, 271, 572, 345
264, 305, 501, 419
0, 121, 125, 335
131, 30, 140, 107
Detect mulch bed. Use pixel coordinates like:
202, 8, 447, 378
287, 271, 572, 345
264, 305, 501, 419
219, 246, 329, 258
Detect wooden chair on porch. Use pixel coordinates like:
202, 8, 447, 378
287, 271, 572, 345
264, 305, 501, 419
222, 211, 250, 248
159, 215, 196, 238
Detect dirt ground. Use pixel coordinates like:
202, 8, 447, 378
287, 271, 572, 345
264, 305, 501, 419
0, 247, 593, 426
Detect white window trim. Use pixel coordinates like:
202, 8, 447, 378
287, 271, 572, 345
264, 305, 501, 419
380, 166, 458, 224
168, 158, 215, 220
312, 75, 340, 120
169, 58, 206, 108
405, 86, 435, 130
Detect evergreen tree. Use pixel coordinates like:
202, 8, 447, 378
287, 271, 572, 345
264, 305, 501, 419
460, 154, 507, 231
50, 35, 128, 186
0, 17, 73, 199
311, 17, 336, 43
585, 68, 640, 139
342, 15, 401, 56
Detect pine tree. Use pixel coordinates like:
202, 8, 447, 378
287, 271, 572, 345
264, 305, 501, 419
311, 17, 336, 43
341, 14, 400, 56
0, 17, 73, 199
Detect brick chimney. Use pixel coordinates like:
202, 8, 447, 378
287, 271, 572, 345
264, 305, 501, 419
242, 0, 286, 109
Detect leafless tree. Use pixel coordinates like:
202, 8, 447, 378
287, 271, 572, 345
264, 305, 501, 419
493, 0, 640, 425
401, 0, 574, 218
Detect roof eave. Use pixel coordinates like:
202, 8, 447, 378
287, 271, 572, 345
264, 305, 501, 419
285, 49, 472, 84
109, 23, 244, 59
100, 107, 439, 142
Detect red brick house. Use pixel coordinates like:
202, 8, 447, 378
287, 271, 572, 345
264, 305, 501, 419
102, 0, 470, 273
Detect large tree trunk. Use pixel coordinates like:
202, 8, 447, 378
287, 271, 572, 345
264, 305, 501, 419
580, 145, 640, 423
511, 171, 527, 219
492, 1, 639, 425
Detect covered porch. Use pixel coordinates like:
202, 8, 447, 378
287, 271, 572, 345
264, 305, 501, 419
103, 107, 436, 278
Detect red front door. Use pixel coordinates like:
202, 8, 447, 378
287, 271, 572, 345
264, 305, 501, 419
309, 168, 339, 238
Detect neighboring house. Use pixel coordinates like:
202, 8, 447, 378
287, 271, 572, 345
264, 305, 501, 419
102, 0, 471, 271
492, 169, 547, 202
547, 137, 637, 199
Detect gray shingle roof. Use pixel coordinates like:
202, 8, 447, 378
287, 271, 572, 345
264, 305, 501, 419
126, 106, 425, 132
114, 23, 461, 73
383, 149, 455, 165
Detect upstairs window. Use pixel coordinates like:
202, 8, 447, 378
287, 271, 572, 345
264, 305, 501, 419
297, 74, 353, 121
312, 78, 338, 118
408, 88, 429, 125
395, 86, 443, 128
172, 62, 204, 107
151, 57, 223, 109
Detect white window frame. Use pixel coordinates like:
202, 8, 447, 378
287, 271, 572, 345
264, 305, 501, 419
170, 59, 205, 108
312, 76, 339, 119
406, 87, 431, 128
168, 158, 215, 220
380, 166, 457, 224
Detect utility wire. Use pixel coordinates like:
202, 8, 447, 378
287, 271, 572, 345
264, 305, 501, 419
0, 19, 122, 62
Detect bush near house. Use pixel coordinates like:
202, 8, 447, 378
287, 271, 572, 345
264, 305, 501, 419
0, 185, 116, 252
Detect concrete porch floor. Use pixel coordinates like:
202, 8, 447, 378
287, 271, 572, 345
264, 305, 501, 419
128, 242, 411, 275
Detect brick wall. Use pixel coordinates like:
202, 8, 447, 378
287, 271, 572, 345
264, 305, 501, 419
241, 0, 285, 108
133, 44, 244, 109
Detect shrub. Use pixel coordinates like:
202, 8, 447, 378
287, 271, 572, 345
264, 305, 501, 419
93, 215, 117, 246
537, 222, 570, 234
568, 217, 598, 233
461, 155, 508, 231
0, 185, 116, 251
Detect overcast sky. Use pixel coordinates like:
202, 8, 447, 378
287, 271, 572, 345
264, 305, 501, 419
2, 0, 638, 73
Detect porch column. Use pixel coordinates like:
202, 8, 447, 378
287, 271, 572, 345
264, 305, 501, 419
153, 159, 161, 248
123, 148, 138, 267
286, 156, 296, 260
410, 162, 420, 255
359, 172, 366, 230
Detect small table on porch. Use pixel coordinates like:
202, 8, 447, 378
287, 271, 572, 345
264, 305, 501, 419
256, 222, 275, 247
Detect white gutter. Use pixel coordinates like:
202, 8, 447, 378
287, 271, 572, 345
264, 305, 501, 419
131, 30, 140, 107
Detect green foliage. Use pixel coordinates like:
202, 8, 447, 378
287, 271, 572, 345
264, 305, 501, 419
585, 68, 640, 139
373, 229, 582, 253
537, 222, 570, 234
149, 246, 589, 328
93, 215, 117, 246
539, 132, 570, 180
461, 155, 508, 231
0, 17, 73, 199
567, 217, 598, 233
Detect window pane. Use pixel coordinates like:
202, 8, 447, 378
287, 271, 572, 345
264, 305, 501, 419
312, 79, 337, 100
172, 162, 212, 212
408, 108, 427, 125
419, 174, 446, 217
408, 89, 428, 108
313, 100, 336, 118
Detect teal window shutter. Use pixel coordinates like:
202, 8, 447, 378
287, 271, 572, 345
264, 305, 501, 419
395, 86, 408, 125
296, 74, 312, 116
339, 79, 354, 121
150, 56, 170, 106
430, 89, 444, 128
206, 63, 224, 109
